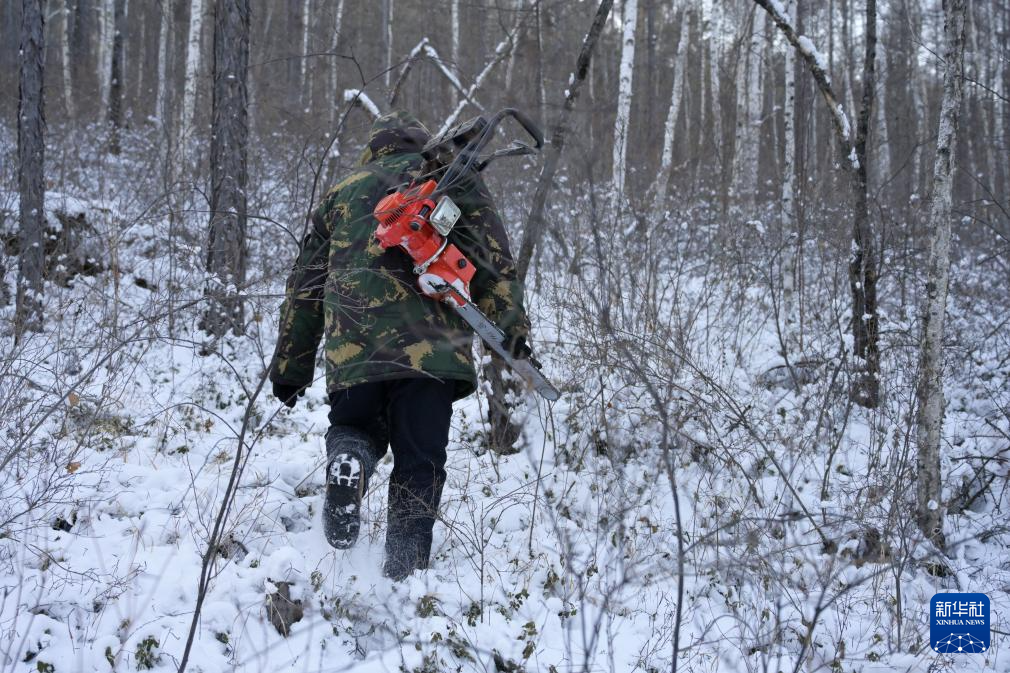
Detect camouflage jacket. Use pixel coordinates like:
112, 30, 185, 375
269, 111, 529, 401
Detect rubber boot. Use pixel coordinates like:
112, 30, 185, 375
383, 476, 443, 580
323, 426, 378, 549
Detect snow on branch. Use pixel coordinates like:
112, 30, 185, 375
344, 89, 381, 119
437, 3, 537, 136
753, 0, 854, 160
389, 37, 479, 110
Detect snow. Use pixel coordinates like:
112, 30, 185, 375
343, 89, 380, 119
797, 35, 829, 78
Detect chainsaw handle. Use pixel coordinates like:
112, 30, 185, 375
499, 108, 544, 150
437, 108, 545, 194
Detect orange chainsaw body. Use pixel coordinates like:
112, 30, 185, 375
374, 180, 474, 307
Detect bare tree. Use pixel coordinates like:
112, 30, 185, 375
382, 0, 393, 88
612, 0, 638, 204
106, 0, 125, 154
328, 0, 345, 130
16, 0, 46, 334
653, 9, 687, 207
181, 0, 206, 141
915, 0, 968, 550
517, 0, 615, 283
755, 0, 881, 407
732, 5, 765, 208
156, 0, 172, 129
60, 0, 74, 119
203, 0, 250, 336
97, 0, 114, 115
781, 0, 796, 231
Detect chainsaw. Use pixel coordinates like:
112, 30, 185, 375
373, 109, 560, 402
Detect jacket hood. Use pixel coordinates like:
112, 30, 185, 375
358, 110, 432, 166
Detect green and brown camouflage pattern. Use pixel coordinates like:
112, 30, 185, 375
270, 110, 529, 401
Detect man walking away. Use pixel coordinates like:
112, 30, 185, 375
270, 110, 531, 580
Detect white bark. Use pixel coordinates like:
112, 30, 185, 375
782, 0, 796, 228
611, 0, 638, 203
383, 0, 393, 88
451, 0, 460, 83
653, 14, 686, 206
915, 0, 967, 548
703, 0, 721, 160
781, 0, 797, 314
61, 0, 74, 119
181, 0, 205, 138
300, 0, 311, 104
156, 0, 171, 127
329, 0, 345, 128
874, 56, 890, 183
97, 0, 114, 114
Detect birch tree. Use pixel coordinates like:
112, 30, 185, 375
328, 0, 345, 129
756, 0, 881, 407
612, 0, 638, 203
300, 0, 311, 104
156, 0, 172, 128
204, 0, 250, 336
451, 0, 460, 87
652, 11, 686, 207
97, 0, 115, 118
181, 0, 205, 140
915, 0, 968, 549
781, 0, 796, 230
382, 0, 393, 88
17, 0, 46, 334
61, 0, 74, 119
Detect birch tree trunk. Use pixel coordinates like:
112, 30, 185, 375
106, 0, 125, 154
781, 0, 796, 229
756, 0, 881, 407
451, 0, 460, 92
98, 0, 114, 116
17, 0, 46, 334
915, 0, 968, 550
329, 0, 345, 129
204, 0, 250, 336
698, 0, 722, 189
611, 0, 638, 204
781, 0, 798, 319
536, 2, 546, 126
182, 0, 205, 140
653, 13, 686, 207
156, 0, 171, 128
382, 0, 393, 88
300, 0, 310, 105
61, 0, 74, 119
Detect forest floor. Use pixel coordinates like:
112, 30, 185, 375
2, 134, 1010, 673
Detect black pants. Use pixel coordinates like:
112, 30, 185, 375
328, 377, 455, 568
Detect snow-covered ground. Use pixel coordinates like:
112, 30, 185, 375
2, 132, 1009, 672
